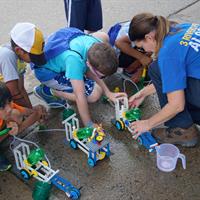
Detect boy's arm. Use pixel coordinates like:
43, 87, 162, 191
6, 79, 32, 108
18, 111, 40, 133
71, 79, 92, 126
115, 35, 152, 66
18, 76, 32, 108
17, 105, 46, 133
6, 107, 37, 135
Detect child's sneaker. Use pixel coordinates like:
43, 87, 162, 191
0, 154, 12, 172
34, 85, 68, 108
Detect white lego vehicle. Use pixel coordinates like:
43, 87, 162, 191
62, 113, 110, 167
13, 142, 80, 199
112, 97, 158, 152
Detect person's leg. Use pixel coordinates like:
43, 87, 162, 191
149, 60, 194, 128
118, 52, 137, 69
87, 83, 102, 103
50, 77, 102, 103
86, 0, 103, 32
0, 152, 12, 171
91, 32, 109, 43
63, 0, 69, 23
185, 77, 200, 125
52, 84, 102, 103
51, 90, 76, 101
187, 103, 200, 125
66, 0, 87, 31
148, 60, 199, 147
119, 52, 143, 83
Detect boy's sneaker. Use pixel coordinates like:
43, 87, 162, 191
0, 154, 12, 172
34, 85, 68, 108
152, 124, 199, 147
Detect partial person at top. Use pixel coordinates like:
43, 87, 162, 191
63, 0, 103, 33
108, 20, 152, 83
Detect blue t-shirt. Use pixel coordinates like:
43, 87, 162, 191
158, 23, 200, 93
41, 35, 100, 80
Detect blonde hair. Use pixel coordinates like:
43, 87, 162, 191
129, 13, 177, 56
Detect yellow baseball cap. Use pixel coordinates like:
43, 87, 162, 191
10, 22, 46, 65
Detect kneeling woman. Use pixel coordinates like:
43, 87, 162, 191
128, 13, 200, 147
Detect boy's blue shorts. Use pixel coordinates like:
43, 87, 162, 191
65, 0, 102, 32
61, 77, 95, 97
42, 76, 95, 96
34, 67, 95, 96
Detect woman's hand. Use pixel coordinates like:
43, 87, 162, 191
129, 91, 146, 108
129, 119, 150, 139
105, 91, 127, 102
7, 121, 19, 136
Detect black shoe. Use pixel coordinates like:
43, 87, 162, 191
0, 154, 12, 172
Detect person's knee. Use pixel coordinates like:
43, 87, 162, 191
87, 85, 103, 103
92, 32, 109, 43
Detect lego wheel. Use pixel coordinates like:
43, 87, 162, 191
87, 158, 95, 167
73, 188, 81, 197
70, 139, 78, 149
137, 137, 143, 145
98, 151, 106, 160
70, 188, 80, 200
96, 135, 103, 142
115, 120, 125, 131
20, 169, 31, 180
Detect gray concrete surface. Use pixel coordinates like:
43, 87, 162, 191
0, 0, 200, 200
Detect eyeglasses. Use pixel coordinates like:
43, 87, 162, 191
92, 66, 106, 79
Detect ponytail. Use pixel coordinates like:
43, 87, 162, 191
154, 16, 171, 56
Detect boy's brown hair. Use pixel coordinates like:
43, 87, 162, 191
88, 43, 118, 76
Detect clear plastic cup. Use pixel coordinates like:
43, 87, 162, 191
155, 144, 186, 172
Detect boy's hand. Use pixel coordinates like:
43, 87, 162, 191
7, 122, 19, 136
33, 105, 48, 122
128, 91, 146, 108
93, 123, 103, 129
106, 92, 127, 103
